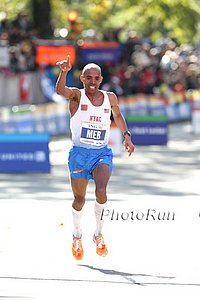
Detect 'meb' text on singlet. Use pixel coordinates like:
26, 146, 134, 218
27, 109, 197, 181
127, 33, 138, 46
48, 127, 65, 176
70, 89, 111, 149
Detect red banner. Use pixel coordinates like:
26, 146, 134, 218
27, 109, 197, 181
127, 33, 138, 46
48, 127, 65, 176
36, 45, 76, 66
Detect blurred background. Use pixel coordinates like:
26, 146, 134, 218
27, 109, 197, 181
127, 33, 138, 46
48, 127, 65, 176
0, 3, 200, 296
0, 0, 200, 172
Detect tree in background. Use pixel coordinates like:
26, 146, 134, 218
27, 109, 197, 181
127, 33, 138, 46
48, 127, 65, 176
81, 0, 200, 44
31, 0, 53, 38
0, 0, 200, 44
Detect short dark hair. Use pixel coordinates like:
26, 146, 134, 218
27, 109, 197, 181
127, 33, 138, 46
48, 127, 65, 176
82, 63, 101, 76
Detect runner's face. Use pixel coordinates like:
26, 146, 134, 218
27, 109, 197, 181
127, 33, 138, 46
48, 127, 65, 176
80, 68, 103, 94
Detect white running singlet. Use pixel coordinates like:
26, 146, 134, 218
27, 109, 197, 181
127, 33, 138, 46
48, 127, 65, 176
70, 89, 111, 149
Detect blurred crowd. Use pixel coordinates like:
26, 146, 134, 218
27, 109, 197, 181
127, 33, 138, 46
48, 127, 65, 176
100, 30, 200, 98
0, 10, 36, 73
1, 10, 200, 97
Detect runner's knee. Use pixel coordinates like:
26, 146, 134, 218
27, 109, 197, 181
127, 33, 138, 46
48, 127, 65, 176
73, 194, 85, 210
95, 186, 107, 202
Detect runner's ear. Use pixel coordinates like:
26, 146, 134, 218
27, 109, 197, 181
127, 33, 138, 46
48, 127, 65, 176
80, 74, 84, 82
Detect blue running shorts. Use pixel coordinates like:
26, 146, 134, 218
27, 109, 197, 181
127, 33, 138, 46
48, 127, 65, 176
68, 146, 113, 180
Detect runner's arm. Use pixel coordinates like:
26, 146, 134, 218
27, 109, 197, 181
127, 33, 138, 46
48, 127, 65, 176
109, 92, 129, 132
108, 92, 135, 156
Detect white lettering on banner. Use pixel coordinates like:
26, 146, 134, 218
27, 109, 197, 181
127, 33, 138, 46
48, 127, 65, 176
88, 53, 114, 61
132, 127, 167, 135
0, 151, 46, 162
35, 151, 46, 162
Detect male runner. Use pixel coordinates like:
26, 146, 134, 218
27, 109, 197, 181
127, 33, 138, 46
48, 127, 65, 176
56, 55, 134, 260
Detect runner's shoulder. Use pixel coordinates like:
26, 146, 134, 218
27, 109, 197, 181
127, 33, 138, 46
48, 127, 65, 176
68, 87, 81, 102
106, 91, 118, 106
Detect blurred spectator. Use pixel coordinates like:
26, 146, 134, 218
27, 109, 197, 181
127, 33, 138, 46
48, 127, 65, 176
0, 12, 8, 34
11, 10, 33, 38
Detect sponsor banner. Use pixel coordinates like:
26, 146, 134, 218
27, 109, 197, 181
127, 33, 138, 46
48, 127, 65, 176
0, 133, 50, 173
166, 102, 191, 122
35, 45, 76, 66
126, 115, 168, 145
32, 104, 70, 135
80, 41, 120, 63
0, 104, 70, 136
118, 94, 191, 122
9, 105, 35, 133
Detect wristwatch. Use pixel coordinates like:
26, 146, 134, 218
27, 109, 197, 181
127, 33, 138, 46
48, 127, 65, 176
123, 130, 131, 138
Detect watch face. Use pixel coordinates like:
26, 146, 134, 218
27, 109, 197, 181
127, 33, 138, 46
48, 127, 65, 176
123, 131, 131, 137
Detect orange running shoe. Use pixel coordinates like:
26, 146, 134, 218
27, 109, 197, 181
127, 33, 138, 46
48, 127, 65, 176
72, 236, 84, 260
93, 234, 108, 257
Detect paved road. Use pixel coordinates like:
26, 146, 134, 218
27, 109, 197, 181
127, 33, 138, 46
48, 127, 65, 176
0, 122, 200, 299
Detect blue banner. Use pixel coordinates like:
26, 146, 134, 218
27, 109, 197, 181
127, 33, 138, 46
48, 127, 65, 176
126, 116, 168, 145
80, 42, 121, 63
0, 133, 50, 173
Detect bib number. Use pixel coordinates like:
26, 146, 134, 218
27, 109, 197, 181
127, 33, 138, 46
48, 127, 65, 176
80, 122, 106, 146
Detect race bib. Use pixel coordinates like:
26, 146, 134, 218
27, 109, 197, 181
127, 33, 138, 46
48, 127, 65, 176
80, 122, 106, 146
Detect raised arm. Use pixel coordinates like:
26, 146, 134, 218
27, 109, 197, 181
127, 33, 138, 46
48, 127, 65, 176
56, 55, 79, 100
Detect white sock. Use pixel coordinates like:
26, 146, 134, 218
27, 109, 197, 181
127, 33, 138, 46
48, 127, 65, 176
72, 207, 83, 238
94, 201, 107, 236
